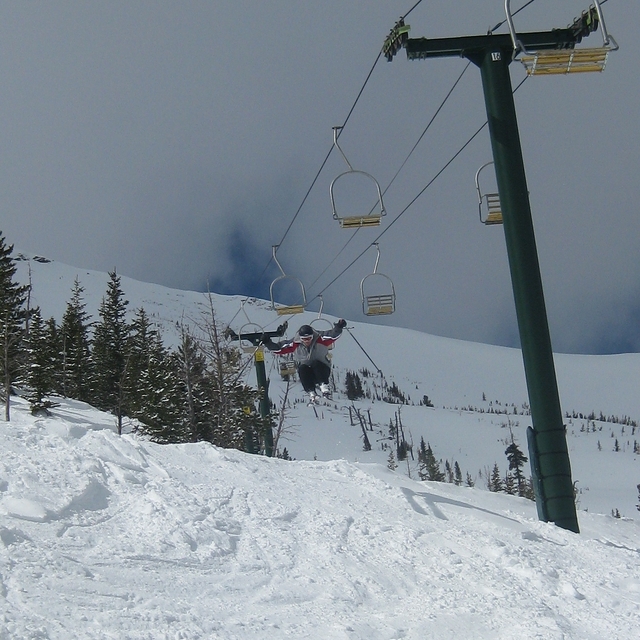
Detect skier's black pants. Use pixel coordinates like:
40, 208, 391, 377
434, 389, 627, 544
297, 361, 331, 392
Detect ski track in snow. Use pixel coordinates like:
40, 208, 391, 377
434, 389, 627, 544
0, 398, 639, 639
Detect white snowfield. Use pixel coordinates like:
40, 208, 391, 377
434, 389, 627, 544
1, 396, 639, 640
2, 254, 639, 638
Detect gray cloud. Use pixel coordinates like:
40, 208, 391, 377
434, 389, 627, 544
1, 1, 637, 354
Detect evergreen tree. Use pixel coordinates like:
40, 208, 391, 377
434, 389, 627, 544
23, 308, 58, 414
454, 461, 463, 486
505, 438, 529, 496
417, 437, 445, 482
489, 463, 503, 492
387, 449, 398, 471
445, 460, 454, 483
60, 278, 92, 401
0, 233, 29, 420
345, 371, 365, 400
45, 316, 64, 395
504, 472, 516, 495
91, 271, 130, 433
125, 308, 181, 442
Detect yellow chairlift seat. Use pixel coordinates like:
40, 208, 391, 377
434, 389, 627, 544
338, 213, 382, 229
521, 48, 609, 75
484, 193, 503, 225
274, 303, 305, 316
279, 359, 297, 379
364, 293, 395, 316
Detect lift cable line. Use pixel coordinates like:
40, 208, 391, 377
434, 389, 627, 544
309, 72, 529, 303
311, 115, 491, 303
260, 0, 432, 280
258, 51, 384, 281
306, 60, 472, 299
488, 0, 539, 34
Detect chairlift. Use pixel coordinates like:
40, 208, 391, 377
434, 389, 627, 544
475, 162, 503, 226
269, 245, 307, 316
360, 243, 396, 316
310, 295, 334, 349
505, 0, 618, 76
238, 322, 264, 353
330, 126, 386, 229
279, 357, 297, 380
234, 299, 265, 353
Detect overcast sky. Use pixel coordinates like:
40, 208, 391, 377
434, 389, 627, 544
2, 1, 638, 355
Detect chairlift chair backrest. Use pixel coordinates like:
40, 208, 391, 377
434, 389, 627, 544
475, 162, 503, 226
269, 245, 307, 316
360, 243, 396, 316
330, 126, 386, 229
238, 322, 264, 353
310, 295, 335, 348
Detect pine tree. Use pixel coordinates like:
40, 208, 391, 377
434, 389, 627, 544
23, 309, 59, 414
91, 271, 130, 433
125, 308, 181, 441
0, 233, 29, 420
489, 463, 503, 492
454, 461, 463, 486
345, 371, 365, 400
60, 278, 92, 401
417, 437, 445, 482
445, 460, 454, 483
504, 472, 516, 495
387, 449, 398, 471
505, 437, 529, 496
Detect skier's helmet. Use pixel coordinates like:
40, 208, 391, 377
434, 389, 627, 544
299, 325, 313, 338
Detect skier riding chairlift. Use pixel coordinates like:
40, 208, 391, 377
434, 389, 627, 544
261, 319, 347, 405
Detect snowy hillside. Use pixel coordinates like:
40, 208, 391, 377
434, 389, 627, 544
14, 254, 640, 519
2, 254, 639, 638
1, 394, 639, 639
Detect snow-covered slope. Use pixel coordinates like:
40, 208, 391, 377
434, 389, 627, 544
1, 395, 639, 639
14, 254, 640, 518
3, 254, 640, 638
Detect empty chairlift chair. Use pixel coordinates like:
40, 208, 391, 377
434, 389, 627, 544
505, 0, 618, 76
269, 245, 307, 316
475, 161, 503, 226
330, 126, 386, 229
360, 243, 396, 316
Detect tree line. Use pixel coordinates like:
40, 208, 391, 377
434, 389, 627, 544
0, 232, 272, 451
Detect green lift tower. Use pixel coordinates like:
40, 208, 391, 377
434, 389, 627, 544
383, 2, 618, 533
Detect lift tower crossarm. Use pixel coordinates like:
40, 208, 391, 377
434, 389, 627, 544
405, 29, 579, 61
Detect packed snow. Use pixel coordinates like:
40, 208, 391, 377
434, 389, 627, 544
1, 255, 638, 639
